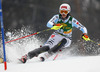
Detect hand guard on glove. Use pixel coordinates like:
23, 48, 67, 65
51, 23, 63, 30
82, 34, 90, 41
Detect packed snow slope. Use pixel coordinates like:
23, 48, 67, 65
0, 56, 100, 72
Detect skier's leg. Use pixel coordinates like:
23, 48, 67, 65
28, 46, 50, 59
48, 38, 67, 53
39, 33, 72, 61
39, 38, 67, 61
39, 33, 68, 61
20, 46, 50, 63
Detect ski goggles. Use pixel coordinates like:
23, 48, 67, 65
60, 10, 68, 15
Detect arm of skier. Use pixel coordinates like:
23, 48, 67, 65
47, 15, 63, 30
72, 18, 90, 41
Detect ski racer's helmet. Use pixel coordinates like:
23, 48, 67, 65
59, 3, 71, 14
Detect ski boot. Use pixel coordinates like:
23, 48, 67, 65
40, 57, 45, 62
19, 54, 28, 63
39, 52, 52, 62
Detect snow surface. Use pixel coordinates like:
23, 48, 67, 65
0, 56, 100, 72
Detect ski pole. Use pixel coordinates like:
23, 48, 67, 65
5, 29, 52, 44
53, 54, 59, 61
89, 39, 100, 46
5, 25, 63, 44
82, 35, 100, 46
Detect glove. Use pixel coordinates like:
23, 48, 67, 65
51, 23, 63, 30
82, 34, 90, 41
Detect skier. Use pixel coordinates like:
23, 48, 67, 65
20, 3, 89, 63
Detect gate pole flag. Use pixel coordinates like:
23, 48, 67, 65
0, 0, 7, 70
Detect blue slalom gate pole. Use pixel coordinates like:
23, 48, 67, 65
0, 0, 7, 70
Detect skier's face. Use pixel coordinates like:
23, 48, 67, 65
60, 10, 68, 18
61, 13, 67, 19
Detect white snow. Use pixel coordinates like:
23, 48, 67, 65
0, 56, 100, 72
